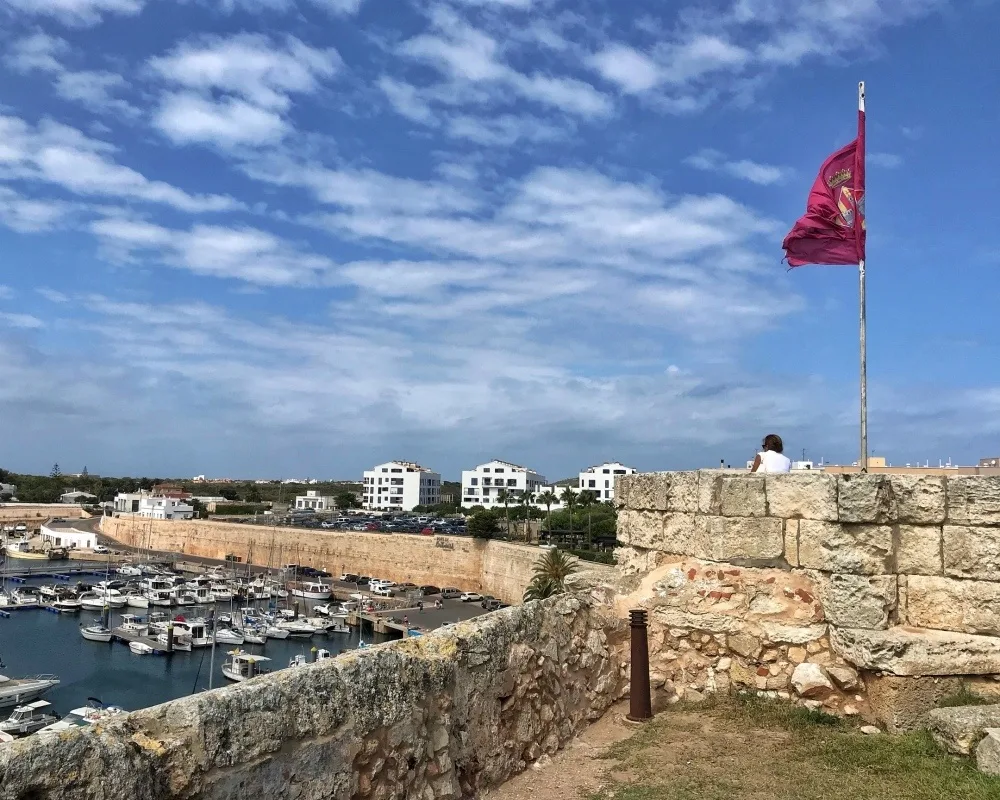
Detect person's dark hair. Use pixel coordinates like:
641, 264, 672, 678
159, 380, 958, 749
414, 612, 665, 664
762, 434, 784, 453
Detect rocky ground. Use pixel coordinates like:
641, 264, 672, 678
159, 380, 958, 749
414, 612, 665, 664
486, 697, 1000, 800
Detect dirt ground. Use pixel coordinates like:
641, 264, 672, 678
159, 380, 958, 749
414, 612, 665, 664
484, 696, 1000, 800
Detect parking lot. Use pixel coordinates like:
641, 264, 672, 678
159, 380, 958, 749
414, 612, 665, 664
222, 511, 468, 537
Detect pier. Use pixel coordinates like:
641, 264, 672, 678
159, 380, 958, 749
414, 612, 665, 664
111, 626, 173, 655
347, 610, 411, 637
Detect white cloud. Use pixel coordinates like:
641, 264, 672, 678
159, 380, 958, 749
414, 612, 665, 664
148, 34, 340, 112
0, 285, 13, 299
685, 149, 790, 185
446, 114, 564, 146
589, 45, 663, 94
5, 33, 69, 72
154, 92, 288, 146
216, 0, 364, 14
0, 115, 241, 212
0, 187, 71, 232
37, 288, 70, 303
378, 77, 436, 124
1, 0, 143, 26
0, 312, 44, 329
869, 152, 902, 168
91, 218, 336, 285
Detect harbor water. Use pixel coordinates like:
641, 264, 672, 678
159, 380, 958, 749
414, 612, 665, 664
0, 566, 392, 715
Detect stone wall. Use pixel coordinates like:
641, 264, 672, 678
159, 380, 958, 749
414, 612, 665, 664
0, 504, 85, 525
101, 517, 613, 604
614, 472, 1000, 727
0, 595, 625, 800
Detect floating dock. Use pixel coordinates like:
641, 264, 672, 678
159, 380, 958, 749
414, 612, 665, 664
111, 626, 173, 655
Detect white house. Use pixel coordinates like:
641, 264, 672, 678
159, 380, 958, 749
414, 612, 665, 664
0, 483, 16, 498
578, 462, 637, 502
461, 460, 547, 509
362, 461, 441, 512
138, 495, 194, 520
295, 490, 335, 511
113, 491, 144, 514
40, 524, 96, 550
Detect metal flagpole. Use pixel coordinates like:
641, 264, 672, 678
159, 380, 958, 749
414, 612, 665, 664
858, 81, 868, 473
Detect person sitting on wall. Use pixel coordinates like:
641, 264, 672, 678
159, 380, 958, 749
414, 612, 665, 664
750, 434, 792, 473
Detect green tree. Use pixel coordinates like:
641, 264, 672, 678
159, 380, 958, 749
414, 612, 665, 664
496, 488, 512, 538
559, 486, 578, 538
537, 490, 557, 536
467, 510, 501, 540
519, 489, 535, 542
335, 491, 359, 511
523, 548, 578, 601
578, 490, 598, 548
50, 463, 61, 478
245, 485, 262, 503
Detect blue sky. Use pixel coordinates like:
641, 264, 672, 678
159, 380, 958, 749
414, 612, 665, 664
1, 0, 998, 481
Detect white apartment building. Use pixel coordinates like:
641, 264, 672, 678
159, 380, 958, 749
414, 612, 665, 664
295, 490, 335, 511
461, 460, 547, 509
362, 461, 441, 512
578, 462, 637, 502
138, 495, 194, 520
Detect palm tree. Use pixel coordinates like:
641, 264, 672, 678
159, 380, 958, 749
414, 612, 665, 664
537, 490, 557, 540
559, 486, 578, 543
577, 490, 598, 549
523, 547, 578, 601
519, 489, 535, 542
496, 488, 511, 538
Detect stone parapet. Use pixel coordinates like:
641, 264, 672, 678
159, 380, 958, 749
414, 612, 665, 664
615, 471, 1000, 727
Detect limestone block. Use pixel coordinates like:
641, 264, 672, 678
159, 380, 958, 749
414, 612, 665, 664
783, 520, 800, 566
905, 576, 1000, 636
663, 471, 702, 514
825, 665, 861, 691
837, 474, 897, 523
925, 705, 1000, 755
791, 663, 833, 698
758, 622, 827, 644
977, 729, 1000, 777
897, 525, 942, 575
831, 626, 1000, 676
618, 473, 668, 511
651, 607, 743, 635
697, 516, 784, 561
728, 633, 761, 658
889, 475, 946, 524
864, 674, 965, 733
616, 509, 664, 549
946, 476, 1000, 526
765, 473, 838, 522
819, 574, 897, 630
943, 526, 1000, 580
797, 520, 893, 575
718, 476, 767, 518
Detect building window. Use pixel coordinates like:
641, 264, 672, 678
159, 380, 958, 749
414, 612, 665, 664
605, 480, 610, 488
483, 478, 492, 486
579, 480, 585, 488
605, 490, 611, 498
471, 478, 478, 486
614, 470, 627, 474
588, 479, 596, 488
507, 479, 516, 486
495, 468, 504, 473
483, 468, 490, 473
391, 468, 402, 473
603, 469, 610, 474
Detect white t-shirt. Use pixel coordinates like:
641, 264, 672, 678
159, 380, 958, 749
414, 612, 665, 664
758, 451, 792, 473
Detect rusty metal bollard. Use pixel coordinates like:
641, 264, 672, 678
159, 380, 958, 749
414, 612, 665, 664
627, 609, 653, 722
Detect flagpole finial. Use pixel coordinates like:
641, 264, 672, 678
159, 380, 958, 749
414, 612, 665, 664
859, 81, 866, 112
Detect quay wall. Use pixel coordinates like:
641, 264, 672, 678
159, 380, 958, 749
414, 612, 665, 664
0, 595, 626, 800
0, 504, 86, 526
100, 517, 612, 603
614, 471, 1000, 730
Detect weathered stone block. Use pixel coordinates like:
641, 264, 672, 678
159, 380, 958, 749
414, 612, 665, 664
837, 474, 897, 523
825, 665, 861, 691
697, 516, 784, 561
905, 576, 1000, 636
758, 622, 827, 644
718, 476, 767, 517
831, 626, 1000, 676
797, 520, 893, 575
864, 674, 965, 733
943, 525, 1000, 580
784, 519, 799, 566
977, 729, 1000, 776
897, 525, 942, 575
791, 663, 833, 698
926, 705, 1000, 755
946, 476, 1000, 526
697, 472, 723, 515
616, 509, 663, 549
889, 475, 946, 524
819, 574, 896, 630
663, 471, 702, 514
619, 473, 668, 511
765, 473, 838, 521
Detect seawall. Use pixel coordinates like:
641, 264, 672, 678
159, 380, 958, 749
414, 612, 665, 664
0, 504, 86, 526
100, 516, 613, 604
615, 471, 1000, 729
0, 595, 625, 800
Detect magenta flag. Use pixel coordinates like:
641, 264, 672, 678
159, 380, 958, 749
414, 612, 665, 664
782, 109, 866, 267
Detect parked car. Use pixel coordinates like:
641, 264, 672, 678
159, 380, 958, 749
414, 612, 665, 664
92, 545, 110, 554
440, 587, 461, 599
482, 598, 502, 611
460, 591, 482, 602
364, 523, 381, 531
339, 573, 359, 583
418, 585, 441, 596
372, 585, 395, 597
357, 575, 371, 585
397, 582, 418, 591
479, 595, 498, 609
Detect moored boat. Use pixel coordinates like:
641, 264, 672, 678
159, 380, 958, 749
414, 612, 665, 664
288, 580, 333, 600
129, 641, 155, 656
221, 650, 270, 682
80, 624, 113, 643
38, 699, 126, 735
0, 701, 59, 736
0, 674, 60, 711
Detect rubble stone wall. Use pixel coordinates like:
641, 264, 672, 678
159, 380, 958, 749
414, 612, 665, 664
615, 472, 1000, 725
0, 596, 625, 800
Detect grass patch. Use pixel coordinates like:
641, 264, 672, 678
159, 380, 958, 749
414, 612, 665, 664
938, 683, 993, 708
588, 697, 1000, 800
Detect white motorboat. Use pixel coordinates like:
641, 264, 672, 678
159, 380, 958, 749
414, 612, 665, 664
0, 589, 40, 609
288, 649, 333, 668
38, 700, 126, 735
215, 628, 245, 646
145, 589, 175, 608
301, 616, 338, 633
210, 584, 233, 602
117, 565, 143, 577
327, 622, 350, 634
264, 626, 289, 640
0, 700, 59, 736
79, 593, 110, 611
184, 586, 214, 605
80, 624, 113, 643
52, 596, 82, 612
125, 591, 149, 609
94, 586, 127, 608
339, 602, 358, 614
243, 628, 267, 645
312, 604, 334, 617
289, 580, 333, 600
172, 589, 194, 606
118, 614, 148, 635
155, 632, 192, 652
129, 642, 155, 656
172, 620, 211, 648
276, 620, 319, 638
0, 674, 60, 711
38, 585, 60, 599
221, 651, 271, 682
